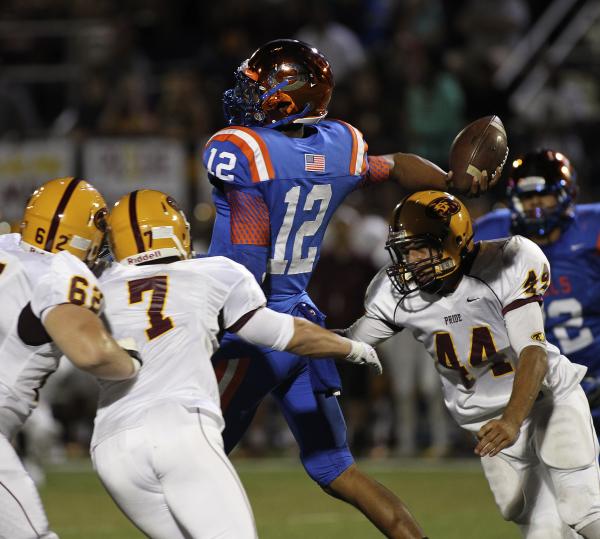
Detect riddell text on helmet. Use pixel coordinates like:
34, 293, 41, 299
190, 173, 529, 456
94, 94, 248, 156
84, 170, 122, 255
126, 250, 163, 265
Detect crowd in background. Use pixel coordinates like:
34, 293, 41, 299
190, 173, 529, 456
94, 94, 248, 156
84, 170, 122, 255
2, 0, 600, 464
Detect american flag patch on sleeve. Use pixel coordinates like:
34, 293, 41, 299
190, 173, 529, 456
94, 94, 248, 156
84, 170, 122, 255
305, 154, 326, 172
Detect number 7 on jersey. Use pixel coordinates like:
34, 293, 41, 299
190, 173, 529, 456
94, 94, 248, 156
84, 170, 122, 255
128, 276, 174, 340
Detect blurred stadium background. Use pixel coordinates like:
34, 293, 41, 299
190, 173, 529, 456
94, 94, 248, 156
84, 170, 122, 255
1, 0, 599, 536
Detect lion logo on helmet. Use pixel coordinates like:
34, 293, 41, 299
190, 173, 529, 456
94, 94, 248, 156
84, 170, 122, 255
425, 197, 461, 220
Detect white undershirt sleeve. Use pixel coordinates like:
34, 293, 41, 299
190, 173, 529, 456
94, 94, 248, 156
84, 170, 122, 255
345, 314, 401, 347
235, 307, 295, 351
504, 301, 547, 356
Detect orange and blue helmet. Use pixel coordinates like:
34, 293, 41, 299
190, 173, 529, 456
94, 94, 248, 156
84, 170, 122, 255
223, 39, 334, 129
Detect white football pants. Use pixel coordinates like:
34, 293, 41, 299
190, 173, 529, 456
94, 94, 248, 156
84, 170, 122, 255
92, 402, 257, 539
481, 386, 600, 538
0, 433, 58, 539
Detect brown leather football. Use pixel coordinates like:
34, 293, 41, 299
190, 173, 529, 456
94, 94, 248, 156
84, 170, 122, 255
448, 115, 508, 194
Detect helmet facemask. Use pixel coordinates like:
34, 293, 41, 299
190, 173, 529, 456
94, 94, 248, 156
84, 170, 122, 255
385, 191, 474, 297
510, 179, 573, 237
223, 65, 266, 127
386, 232, 456, 295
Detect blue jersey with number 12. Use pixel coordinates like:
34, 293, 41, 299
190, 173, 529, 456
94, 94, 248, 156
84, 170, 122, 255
475, 204, 600, 376
203, 120, 371, 303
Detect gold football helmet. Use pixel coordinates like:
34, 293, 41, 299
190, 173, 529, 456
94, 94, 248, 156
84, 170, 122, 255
107, 190, 191, 265
20, 177, 107, 265
386, 190, 474, 294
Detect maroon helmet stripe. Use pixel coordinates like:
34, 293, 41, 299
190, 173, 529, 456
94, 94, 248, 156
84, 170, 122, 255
44, 178, 82, 252
128, 191, 145, 253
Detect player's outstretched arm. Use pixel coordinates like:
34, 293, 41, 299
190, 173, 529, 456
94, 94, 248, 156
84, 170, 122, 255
378, 152, 501, 196
475, 302, 548, 457
366, 116, 506, 196
44, 304, 141, 380
387, 152, 450, 192
233, 307, 382, 374
287, 318, 382, 373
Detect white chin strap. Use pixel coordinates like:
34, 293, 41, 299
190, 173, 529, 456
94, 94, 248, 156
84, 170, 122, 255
293, 112, 328, 125
120, 226, 188, 266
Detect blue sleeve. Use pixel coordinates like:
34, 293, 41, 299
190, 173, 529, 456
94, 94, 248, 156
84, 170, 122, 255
474, 209, 511, 241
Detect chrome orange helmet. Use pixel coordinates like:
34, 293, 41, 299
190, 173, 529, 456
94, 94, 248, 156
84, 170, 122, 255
223, 39, 334, 129
386, 191, 475, 295
20, 177, 107, 266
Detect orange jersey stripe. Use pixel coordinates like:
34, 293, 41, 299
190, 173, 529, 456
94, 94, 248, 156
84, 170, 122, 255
336, 120, 359, 174
212, 133, 261, 183
234, 126, 276, 178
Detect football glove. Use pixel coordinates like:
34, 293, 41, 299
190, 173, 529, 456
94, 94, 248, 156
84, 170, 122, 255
344, 339, 383, 375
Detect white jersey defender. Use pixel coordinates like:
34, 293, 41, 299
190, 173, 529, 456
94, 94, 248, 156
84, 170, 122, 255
347, 190, 600, 539
93, 256, 265, 446
92, 255, 264, 539
93, 188, 385, 539
351, 236, 585, 431
0, 233, 103, 539
0, 234, 103, 438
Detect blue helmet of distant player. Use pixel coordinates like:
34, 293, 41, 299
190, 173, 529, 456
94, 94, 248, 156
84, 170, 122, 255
222, 39, 334, 129
507, 149, 578, 238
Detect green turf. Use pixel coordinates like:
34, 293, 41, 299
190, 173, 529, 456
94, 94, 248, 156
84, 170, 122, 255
40, 458, 520, 538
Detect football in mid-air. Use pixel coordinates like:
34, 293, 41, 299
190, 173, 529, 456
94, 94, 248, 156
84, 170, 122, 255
448, 115, 508, 194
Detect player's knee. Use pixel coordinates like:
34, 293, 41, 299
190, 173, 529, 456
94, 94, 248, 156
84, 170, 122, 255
556, 484, 600, 529
537, 401, 597, 470
320, 464, 359, 501
301, 447, 354, 489
480, 455, 525, 521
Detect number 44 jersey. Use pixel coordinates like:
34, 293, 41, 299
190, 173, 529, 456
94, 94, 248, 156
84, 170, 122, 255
347, 236, 586, 432
0, 233, 103, 438
203, 120, 385, 300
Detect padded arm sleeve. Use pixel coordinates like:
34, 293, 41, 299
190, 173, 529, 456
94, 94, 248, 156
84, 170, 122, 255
504, 301, 547, 356
235, 307, 295, 351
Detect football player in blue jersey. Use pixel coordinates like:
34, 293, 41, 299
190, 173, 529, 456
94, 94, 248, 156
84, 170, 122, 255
475, 149, 600, 433
204, 39, 498, 539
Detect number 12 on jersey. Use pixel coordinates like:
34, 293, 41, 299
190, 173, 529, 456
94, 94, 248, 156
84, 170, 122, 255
268, 184, 332, 275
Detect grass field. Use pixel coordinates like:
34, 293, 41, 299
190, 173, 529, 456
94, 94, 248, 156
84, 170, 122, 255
40, 457, 520, 538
